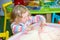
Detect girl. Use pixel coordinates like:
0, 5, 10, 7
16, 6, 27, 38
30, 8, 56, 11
11, 5, 46, 34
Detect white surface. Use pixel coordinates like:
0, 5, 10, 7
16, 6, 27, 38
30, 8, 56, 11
8, 23, 60, 40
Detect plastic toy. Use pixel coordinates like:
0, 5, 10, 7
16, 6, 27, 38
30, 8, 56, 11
0, 1, 13, 40
55, 0, 60, 5
52, 13, 60, 24
6, 4, 13, 13
58, 21, 60, 24
26, 0, 41, 10
4, 0, 60, 14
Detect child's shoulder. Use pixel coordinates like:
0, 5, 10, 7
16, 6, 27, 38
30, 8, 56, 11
11, 22, 24, 27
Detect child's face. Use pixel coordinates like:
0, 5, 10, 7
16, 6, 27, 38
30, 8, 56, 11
19, 11, 29, 23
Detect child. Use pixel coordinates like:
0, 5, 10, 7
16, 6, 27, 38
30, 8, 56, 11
11, 5, 46, 34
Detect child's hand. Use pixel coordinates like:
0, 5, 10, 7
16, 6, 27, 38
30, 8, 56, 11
26, 25, 34, 31
40, 21, 45, 27
38, 22, 45, 33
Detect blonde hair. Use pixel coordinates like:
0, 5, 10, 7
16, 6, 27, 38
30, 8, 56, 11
11, 5, 30, 22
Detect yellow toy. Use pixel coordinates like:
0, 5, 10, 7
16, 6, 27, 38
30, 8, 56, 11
28, 1, 39, 6
0, 1, 12, 40
2, 1, 13, 32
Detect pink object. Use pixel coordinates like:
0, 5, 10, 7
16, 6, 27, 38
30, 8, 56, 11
0, 39, 2, 40
8, 23, 60, 40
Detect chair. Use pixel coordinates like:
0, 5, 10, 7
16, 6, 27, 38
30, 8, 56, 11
0, 31, 9, 40
2, 1, 13, 32
52, 13, 60, 24
0, 1, 13, 40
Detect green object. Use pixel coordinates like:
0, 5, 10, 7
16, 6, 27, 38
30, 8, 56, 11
0, 16, 13, 36
30, 7, 60, 14
6, 4, 13, 13
6, 20, 13, 37
6, 7, 13, 13
0, 16, 4, 32
44, 2, 55, 6
6, 5, 60, 14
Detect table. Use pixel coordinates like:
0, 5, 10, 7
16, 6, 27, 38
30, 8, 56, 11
8, 23, 60, 40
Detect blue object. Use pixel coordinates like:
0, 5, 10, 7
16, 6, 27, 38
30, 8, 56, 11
52, 13, 60, 23
33, 6, 40, 10
54, 0, 60, 5
26, 6, 40, 10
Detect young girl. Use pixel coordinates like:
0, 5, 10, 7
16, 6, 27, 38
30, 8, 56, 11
11, 5, 46, 34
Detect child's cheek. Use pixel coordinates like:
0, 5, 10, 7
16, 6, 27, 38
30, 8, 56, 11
22, 18, 27, 23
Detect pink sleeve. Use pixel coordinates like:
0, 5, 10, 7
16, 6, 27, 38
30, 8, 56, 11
34, 15, 46, 23
11, 23, 22, 34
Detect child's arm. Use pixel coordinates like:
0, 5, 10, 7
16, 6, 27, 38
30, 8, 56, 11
35, 15, 46, 26
25, 15, 46, 31
11, 23, 25, 34
34, 15, 46, 32
26, 25, 34, 31
33, 15, 46, 33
